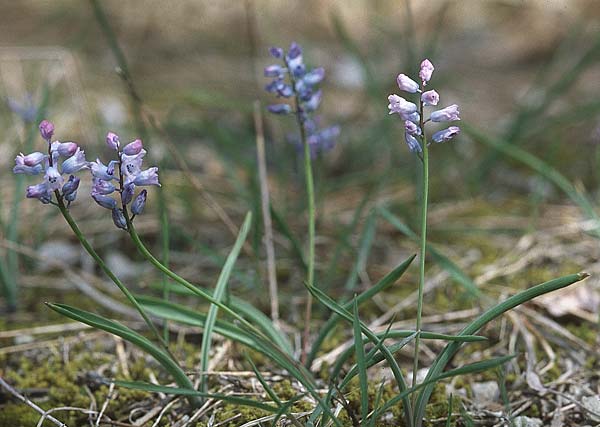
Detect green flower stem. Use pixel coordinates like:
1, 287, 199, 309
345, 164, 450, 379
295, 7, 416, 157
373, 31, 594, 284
287, 67, 316, 364
55, 197, 170, 354
412, 99, 428, 392
301, 121, 316, 364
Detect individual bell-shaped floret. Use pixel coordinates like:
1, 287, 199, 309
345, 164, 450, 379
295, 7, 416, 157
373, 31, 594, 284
397, 74, 420, 93
45, 166, 64, 191
405, 120, 422, 136
432, 126, 461, 143
388, 95, 418, 116
90, 159, 118, 181
26, 183, 52, 203
421, 90, 439, 106
430, 104, 460, 122
132, 167, 160, 187
61, 148, 88, 174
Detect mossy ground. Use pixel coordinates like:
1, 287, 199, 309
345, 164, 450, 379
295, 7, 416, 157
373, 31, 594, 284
1, 200, 598, 426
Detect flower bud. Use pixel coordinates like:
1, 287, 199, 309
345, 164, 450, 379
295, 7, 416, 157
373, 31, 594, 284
92, 192, 117, 209
430, 104, 460, 122
111, 208, 128, 230
39, 120, 54, 141
396, 74, 420, 93
131, 189, 147, 215
419, 59, 434, 85
405, 133, 422, 153
21, 152, 46, 166
64, 190, 77, 203
267, 104, 292, 115
52, 141, 79, 157
121, 183, 135, 205
269, 47, 284, 58
264, 65, 285, 78
122, 139, 143, 155
303, 67, 325, 85
432, 126, 460, 143
421, 90, 439, 106
405, 120, 422, 136
106, 132, 120, 150
62, 175, 80, 198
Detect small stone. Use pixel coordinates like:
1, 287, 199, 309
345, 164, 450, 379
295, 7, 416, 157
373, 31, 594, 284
471, 381, 499, 405
513, 416, 543, 427
582, 396, 600, 422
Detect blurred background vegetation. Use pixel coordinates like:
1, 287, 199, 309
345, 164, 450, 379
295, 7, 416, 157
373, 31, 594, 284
1, 0, 599, 326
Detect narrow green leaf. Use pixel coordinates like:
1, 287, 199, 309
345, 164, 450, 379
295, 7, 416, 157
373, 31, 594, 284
353, 298, 369, 422
46, 303, 197, 406
139, 296, 259, 348
373, 355, 516, 420
307, 284, 414, 426
344, 211, 378, 291
413, 273, 587, 426
306, 254, 416, 366
200, 213, 251, 393
463, 123, 600, 238
270, 204, 307, 271
146, 283, 293, 354
114, 380, 278, 412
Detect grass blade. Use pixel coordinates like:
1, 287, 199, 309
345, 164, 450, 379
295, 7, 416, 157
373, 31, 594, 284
353, 298, 369, 422
200, 213, 251, 393
307, 283, 414, 426
344, 211, 378, 291
46, 303, 198, 406
270, 204, 307, 271
148, 282, 293, 354
463, 123, 600, 237
373, 355, 516, 421
306, 254, 416, 366
413, 272, 588, 426
138, 296, 262, 349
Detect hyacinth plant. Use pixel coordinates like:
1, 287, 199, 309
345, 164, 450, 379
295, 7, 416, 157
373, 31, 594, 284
265, 42, 340, 362
10, 54, 589, 424
388, 59, 461, 392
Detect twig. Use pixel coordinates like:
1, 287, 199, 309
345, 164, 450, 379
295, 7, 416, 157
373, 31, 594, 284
95, 381, 115, 427
0, 375, 67, 427
253, 101, 279, 324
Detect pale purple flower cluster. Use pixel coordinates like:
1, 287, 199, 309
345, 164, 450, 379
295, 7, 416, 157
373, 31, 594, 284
388, 59, 460, 153
12, 120, 159, 230
91, 132, 159, 229
13, 120, 88, 204
265, 42, 339, 157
